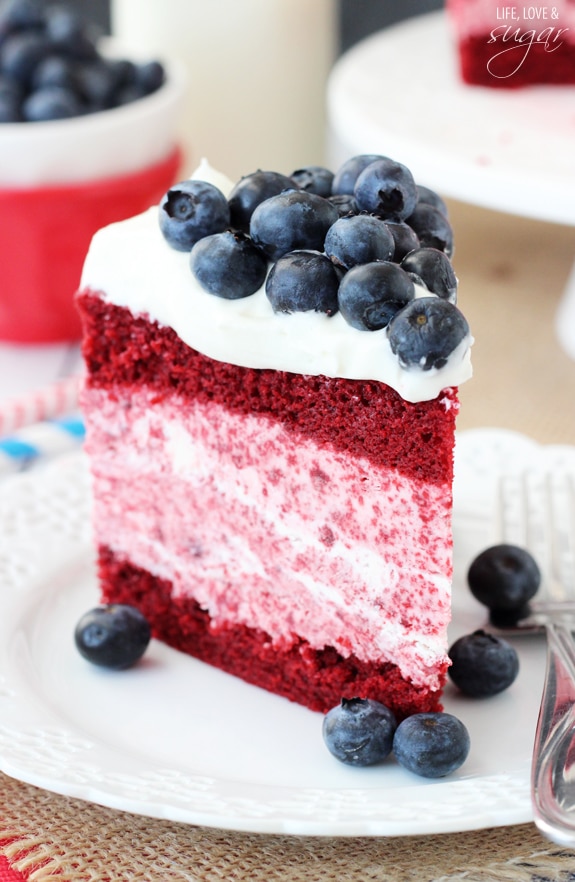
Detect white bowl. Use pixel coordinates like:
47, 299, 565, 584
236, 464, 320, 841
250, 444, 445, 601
0, 40, 187, 187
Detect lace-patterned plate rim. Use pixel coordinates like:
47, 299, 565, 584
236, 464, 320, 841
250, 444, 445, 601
0, 431, 573, 836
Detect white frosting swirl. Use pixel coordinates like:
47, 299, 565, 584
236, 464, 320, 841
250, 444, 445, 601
80, 160, 473, 403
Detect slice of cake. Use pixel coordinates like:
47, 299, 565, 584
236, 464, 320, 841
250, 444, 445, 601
77, 157, 473, 720
446, 0, 575, 87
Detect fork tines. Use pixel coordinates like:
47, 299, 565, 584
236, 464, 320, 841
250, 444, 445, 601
498, 471, 575, 615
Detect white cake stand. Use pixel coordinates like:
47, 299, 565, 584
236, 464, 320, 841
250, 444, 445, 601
326, 11, 575, 356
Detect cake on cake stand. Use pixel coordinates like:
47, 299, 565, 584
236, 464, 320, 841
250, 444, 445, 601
326, 11, 575, 357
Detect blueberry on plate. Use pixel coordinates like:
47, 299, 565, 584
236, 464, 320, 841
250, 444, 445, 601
75, 604, 151, 670
393, 712, 470, 778
228, 170, 295, 233
387, 297, 469, 370
488, 604, 533, 628
159, 180, 230, 252
250, 190, 339, 262
322, 697, 397, 766
324, 213, 394, 270
331, 153, 387, 196
266, 249, 340, 316
290, 165, 334, 197
190, 229, 268, 299
354, 157, 418, 222
448, 630, 519, 697
400, 247, 458, 303
338, 261, 415, 331
407, 203, 454, 257
467, 544, 541, 616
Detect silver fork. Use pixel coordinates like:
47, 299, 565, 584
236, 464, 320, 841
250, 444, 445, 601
497, 470, 575, 845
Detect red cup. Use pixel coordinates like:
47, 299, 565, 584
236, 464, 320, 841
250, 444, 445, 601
0, 45, 186, 344
0, 147, 182, 343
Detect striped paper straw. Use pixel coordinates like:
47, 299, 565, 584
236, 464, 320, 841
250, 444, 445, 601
0, 415, 85, 479
0, 374, 82, 438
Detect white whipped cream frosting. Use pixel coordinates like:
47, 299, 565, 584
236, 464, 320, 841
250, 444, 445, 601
80, 159, 473, 403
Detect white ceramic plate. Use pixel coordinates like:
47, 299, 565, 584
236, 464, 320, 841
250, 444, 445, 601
1, 428, 575, 837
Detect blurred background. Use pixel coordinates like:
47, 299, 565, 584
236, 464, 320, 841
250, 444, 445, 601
0, 0, 573, 448
69, 0, 447, 180
69, 0, 444, 53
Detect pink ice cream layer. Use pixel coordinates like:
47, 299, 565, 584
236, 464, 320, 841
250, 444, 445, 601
83, 386, 453, 689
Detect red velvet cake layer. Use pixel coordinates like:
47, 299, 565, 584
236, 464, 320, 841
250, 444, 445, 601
78, 291, 458, 486
98, 545, 446, 718
78, 290, 457, 715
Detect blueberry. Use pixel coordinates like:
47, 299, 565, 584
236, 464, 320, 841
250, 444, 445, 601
44, 6, 99, 61
250, 190, 339, 262
0, 31, 49, 84
331, 153, 387, 196
76, 59, 118, 110
0, 0, 44, 35
0, 73, 23, 99
74, 604, 151, 670
407, 203, 454, 256
44, 5, 87, 45
488, 603, 532, 628
328, 193, 357, 216
393, 712, 470, 778
338, 261, 415, 331
110, 60, 165, 104
0, 74, 22, 120
0, 92, 19, 119
228, 170, 295, 233
159, 180, 230, 252
266, 250, 340, 316
322, 697, 397, 766
23, 84, 83, 120
134, 60, 165, 95
467, 544, 541, 613
384, 221, 420, 262
448, 630, 519, 697
387, 297, 469, 371
0, 3, 165, 123
290, 165, 334, 197
324, 213, 394, 270
354, 158, 418, 221
400, 248, 458, 303
416, 184, 448, 217
190, 230, 267, 300
31, 54, 79, 92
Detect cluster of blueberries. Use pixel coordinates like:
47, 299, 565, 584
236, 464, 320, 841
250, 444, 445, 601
159, 154, 470, 372
74, 543, 537, 779
0, 0, 165, 122
323, 543, 536, 777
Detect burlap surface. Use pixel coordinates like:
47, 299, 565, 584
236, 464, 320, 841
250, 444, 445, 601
0, 771, 573, 882
1, 202, 575, 880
